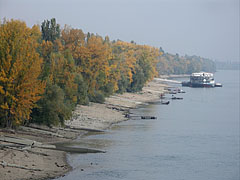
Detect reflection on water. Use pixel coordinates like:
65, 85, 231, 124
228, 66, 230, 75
56, 70, 239, 180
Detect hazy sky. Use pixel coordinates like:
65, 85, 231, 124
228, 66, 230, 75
0, 0, 239, 62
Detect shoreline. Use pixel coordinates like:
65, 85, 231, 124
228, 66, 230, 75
159, 74, 190, 79
0, 80, 168, 180
66, 80, 167, 130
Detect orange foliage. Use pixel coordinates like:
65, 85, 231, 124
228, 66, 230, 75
49, 53, 78, 104
0, 20, 45, 127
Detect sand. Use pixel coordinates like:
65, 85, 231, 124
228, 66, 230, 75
0, 80, 167, 180
0, 142, 70, 180
66, 80, 167, 130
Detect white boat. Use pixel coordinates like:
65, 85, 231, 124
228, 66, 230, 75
182, 72, 215, 87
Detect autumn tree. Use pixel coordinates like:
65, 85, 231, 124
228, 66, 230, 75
31, 37, 89, 126
31, 51, 76, 126
128, 46, 159, 92
0, 20, 45, 128
112, 41, 159, 92
60, 28, 117, 102
112, 41, 137, 92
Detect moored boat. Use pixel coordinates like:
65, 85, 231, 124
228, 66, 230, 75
182, 72, 218, 87
171, 97, 183, 100
214, 83, 223, 87
160, 101, 170, 105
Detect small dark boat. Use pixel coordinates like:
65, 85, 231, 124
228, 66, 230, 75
160, 101, 170, 105
171, 97, 183, 100
125, 114, 157, 119
141, 116, 157, 119
168, 91, 177, 94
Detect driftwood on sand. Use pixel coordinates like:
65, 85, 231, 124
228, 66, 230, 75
0, 136, 56, 149
0, 145, 49, 156
53, 145, 106, 154
19, 126, 64, 138
65, 126, 105, 133
28, 124, 82, 134
0, 160, 42, 171
0, 136, 105, 154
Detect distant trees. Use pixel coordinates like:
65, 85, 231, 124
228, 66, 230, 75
0, 18, 216, 128
157, 50, 216, 75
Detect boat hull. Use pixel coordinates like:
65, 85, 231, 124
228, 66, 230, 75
182, 81, 215, 88
190, 83, 215, 88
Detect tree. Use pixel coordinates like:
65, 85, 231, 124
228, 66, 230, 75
128, 46, 159, 92
39, 40, 54, 80
31, 82, 71, 126
0, 20, 45, 128
41, 18, 60, 42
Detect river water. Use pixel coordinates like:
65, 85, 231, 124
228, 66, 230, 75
56, 70, 239, 180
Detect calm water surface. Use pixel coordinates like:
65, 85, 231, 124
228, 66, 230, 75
56, 70, 239, 180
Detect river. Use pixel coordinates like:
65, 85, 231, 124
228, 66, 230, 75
56, 70, 239, 180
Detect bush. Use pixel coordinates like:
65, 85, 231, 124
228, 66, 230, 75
31, 83, 72, 126
75, 74, 89, 105
88, 91, 105, 104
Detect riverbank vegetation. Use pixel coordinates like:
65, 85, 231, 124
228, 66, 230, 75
0, 18, 216, 128
157, 48, 216, 75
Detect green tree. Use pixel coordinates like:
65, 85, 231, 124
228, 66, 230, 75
31, 82, 71, 126
41, 18, 60, 42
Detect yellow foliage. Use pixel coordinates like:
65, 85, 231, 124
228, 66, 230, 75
49, 53, 78, 103
0, 102, 9, 110
41, 40, 53, 58
0, 19, 45, 127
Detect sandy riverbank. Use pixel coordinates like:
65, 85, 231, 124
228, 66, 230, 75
66, 80, 167, 130
0, 80, 167, 180
159, 74, 190, 78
